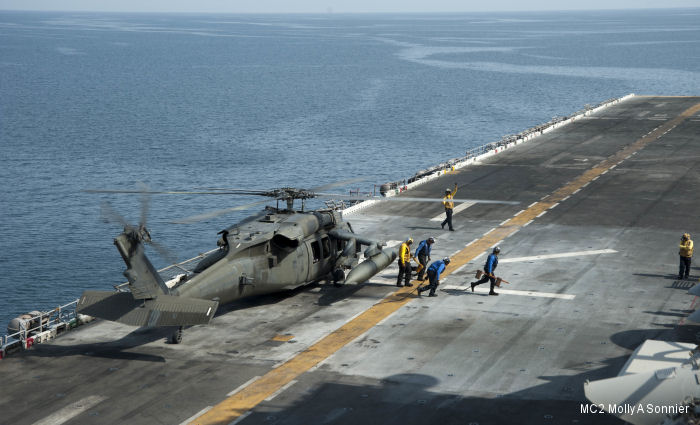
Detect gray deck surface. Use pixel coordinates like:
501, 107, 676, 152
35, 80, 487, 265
3, 95, 700, 425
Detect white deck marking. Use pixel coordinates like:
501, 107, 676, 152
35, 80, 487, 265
180, 406, 213, 425
536, 210, 547, 218
499, 249, 617, 263
385, 240, 403, 248
441, 284, 575, 300
429, 202, 475, 221
33, 395, 107, 425
227, 376, 262, 396
548, 202, 560, 209
465, 238, 479, 247
229, 411, 252, 425
264, 380, 297, 401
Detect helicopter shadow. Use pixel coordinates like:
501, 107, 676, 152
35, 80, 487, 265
19, 325, 170, 362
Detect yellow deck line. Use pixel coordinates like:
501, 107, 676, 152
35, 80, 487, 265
191, 101, 700, 425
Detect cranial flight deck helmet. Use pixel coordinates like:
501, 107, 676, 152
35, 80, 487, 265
493, 246, 501, 254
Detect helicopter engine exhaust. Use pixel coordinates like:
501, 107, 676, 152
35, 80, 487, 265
343, 248, 398, 285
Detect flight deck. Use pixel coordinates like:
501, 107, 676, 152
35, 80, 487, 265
3, 95, 700, 425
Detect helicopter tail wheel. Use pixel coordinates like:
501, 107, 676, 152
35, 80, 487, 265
332, 269, 345, 287
170, 326, 183, 344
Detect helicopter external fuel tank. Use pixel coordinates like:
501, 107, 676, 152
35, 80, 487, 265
343, 248, 398, 285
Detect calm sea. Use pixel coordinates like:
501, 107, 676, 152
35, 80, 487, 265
1, 9, 699, 328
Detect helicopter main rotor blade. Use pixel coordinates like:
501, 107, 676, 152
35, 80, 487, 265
147, 239, 180, 265
137, 182, 150, 228
171, 199, 270, 224
314, 193, 520, 205
84, 189, 271, 196
100, 201, 129, 227
191, 178, 368, 196
309, 177, 367, 193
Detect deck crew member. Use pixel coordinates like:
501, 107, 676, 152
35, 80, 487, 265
441, 183, 458, 231
414, 237, 435, 281
418, 257, 450, 297
397, 238, 414, 287
679, 233, 694, 280
471, 247, 501, 296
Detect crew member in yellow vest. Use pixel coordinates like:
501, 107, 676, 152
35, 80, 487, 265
679, 233, 694, 280
441, 183, 458, 231
397, 238, 413, 287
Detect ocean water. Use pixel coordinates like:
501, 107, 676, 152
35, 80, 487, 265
1, 9, 700, 329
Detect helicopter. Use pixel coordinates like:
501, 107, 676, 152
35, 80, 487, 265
77, 183, 518, 343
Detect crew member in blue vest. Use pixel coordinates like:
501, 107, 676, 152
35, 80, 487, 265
414, 237, 435, 281
471, 246, 500, 295
418, 257, 450, 297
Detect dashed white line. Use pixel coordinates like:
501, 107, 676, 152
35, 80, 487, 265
513, 209, 525, 217
548, 203, 560, 210
484, 228, 496, 235
536, 211, 547, 218
523, 219, 534, 227
527, 202, 538, 208
264, 380, 298, 402
227, 376, 262, 396
465, 238, 479, 247
499, 219, 510, 226
229, 411, 253, 425
601, 170, 609, 174
561, 196, 570, 202
181, 406, 213, 425
573, 189, 581, 194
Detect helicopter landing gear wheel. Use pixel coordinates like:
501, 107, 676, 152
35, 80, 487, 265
332, 269, 345, 287
170, 326, 183, 344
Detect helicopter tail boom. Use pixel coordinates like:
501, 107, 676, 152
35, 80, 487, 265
77, 290, 218, 327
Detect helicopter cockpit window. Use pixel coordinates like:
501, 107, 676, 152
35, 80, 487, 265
321, 237, 331, 259
311, 241, 321, 263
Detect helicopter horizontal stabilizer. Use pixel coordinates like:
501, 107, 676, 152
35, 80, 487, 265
77, 290, 218, 327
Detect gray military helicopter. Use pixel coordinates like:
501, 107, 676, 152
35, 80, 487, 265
78, 183, 517, 343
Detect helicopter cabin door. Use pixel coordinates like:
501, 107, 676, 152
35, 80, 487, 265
306, 234, 332, 282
